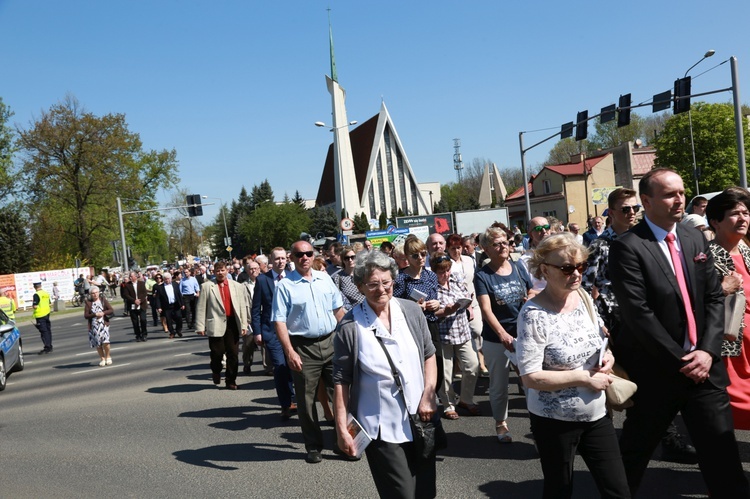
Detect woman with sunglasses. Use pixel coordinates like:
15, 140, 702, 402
333, 245, 365, 311
393, 236, 443, 389
475, 226, 532, 442
516, 233, 628, 499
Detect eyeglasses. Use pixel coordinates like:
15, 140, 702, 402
533, 224, 551, 232
293, 251, 314, 258
543, 261, 589, 276
410, 251, 427, 259
432, 255, 451, 264
364, 280, 393, 291
343, 255, 356, 261
491, 241, 509, 248
620, 205, 641, 214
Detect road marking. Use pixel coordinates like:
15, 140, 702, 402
75, 347, 129, 356
173, 352, 194, 357
71, 362, 132, 374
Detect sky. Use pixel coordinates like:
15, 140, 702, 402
1, 0, 748, 223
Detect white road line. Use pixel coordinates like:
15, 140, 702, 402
173, 352, 194, 357
71, 362, 132, 375
75, 347, 129, 356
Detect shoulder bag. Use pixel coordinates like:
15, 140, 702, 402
577, 288, 637, 411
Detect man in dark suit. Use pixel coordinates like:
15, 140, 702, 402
121, 271, 149, 341
252, 246, 295, 419
155, 271, 185, 339
609, 168, 748, 497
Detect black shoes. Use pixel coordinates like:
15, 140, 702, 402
212, 373, 221, 385
38, 348, 52, 355
661, 435, 698, 464
305, 450, 322, 464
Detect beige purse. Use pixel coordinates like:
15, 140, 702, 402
577, 288, 637, 411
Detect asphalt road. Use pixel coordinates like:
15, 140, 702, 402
3, 298, 750, 498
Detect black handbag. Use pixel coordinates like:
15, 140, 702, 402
373, 333, 446, 461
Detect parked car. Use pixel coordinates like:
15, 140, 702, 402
0, 309, 24, 391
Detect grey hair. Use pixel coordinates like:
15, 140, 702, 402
352, 250, 398, 285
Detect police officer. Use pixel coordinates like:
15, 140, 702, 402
0, 288, 16, 321
33, 282, 53, 354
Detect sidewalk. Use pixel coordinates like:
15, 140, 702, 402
13, 294, 126, 324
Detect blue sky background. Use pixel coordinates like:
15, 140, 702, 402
2, 1, 748, 222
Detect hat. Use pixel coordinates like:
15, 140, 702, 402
681, 214, 706, 229
33, 282, 42, 287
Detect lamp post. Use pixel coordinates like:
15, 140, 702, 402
315, 120, 358, 131
202, 196, 231, 258
685, 49, 715, 196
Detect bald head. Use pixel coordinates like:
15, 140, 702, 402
426, 233, 446, 256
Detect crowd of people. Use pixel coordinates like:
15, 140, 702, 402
24, 166, 750, 498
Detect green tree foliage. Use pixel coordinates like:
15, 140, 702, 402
378, 212, 387, 230
353, 212, 370, 233
0, 98, 15, 194
308, 206, 339, 237
15, 96, 178, 267
228, 187, 253, 256
250, 179, 274, 210
435, 182, 480, 213
292, 190, 306, 210
0, 205, 32, 273
653, 102, 750, 198
238, 201, 310, 253
544, 138, 593, 166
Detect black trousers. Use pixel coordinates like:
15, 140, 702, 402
208, 318, 240, 384
163, 305, 183, 335
365, 435, 436, 499
129, 306, 148, 338
182, 294, 196, 327
530, 413, 630, 499
35, 315, 52, 350
619, 373, 748, 498
426, 321, 443, 391
148, 295, 159, 325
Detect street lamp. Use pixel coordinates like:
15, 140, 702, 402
314, 120, 357, 131
202, 195, 231, 258
685, 49, 715, 196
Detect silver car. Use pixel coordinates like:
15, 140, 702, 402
0, 309, 24, 391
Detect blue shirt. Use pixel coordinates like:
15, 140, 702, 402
180, 276, 200, 295
393, 268, 439, 322
474, 261, 531, 342
271, 269, 343, 338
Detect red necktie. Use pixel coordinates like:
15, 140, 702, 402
665, 233, 697, 347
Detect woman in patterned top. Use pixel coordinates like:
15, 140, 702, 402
333, 245, 365, 311
394, 235, 442, 389
516, 233, 628, 499
706, 188, 750, 430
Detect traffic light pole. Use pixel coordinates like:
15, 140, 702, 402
116, 197, 213, 272
731, 56, 747, 188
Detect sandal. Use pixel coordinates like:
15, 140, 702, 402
443, 410, 460, 420
457, 401, 482, 416
496, 421, 513, 443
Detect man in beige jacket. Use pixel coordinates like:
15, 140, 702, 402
195, 261, 249, 390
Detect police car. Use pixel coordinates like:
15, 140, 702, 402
0, 308, 24, 391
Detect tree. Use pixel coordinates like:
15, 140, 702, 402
308, 206, 339, 237
544, 138, 594, 166
0, 205, 31, 274
0, 98, 15, 194
378, 212, 387, 230
588, 114, 645, 151
15, 96, 178, 267
250, 179, 274, 210
238, 202, 310, 253
292, 190, 306, 210
353, 212, 370, 234
436, 182, 480, 213
653, 102, 750, 197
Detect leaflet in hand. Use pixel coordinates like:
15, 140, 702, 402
598, 337, 609, 367
346, 413, 372, 458
454, 298, 472, 310
503, 338, 518, 365
409, 288, 428, 302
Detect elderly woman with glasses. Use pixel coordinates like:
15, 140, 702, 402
334, 250, 438, 498
516, 233, 628, 499
432, 251, 480, 420
333, 245, 365, 311
84, 287, 115, 367
475, 226, 532, 443
393, 236, 443, 389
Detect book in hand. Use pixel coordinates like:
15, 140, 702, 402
454, 298, 472, 310
346, 413, 372, 458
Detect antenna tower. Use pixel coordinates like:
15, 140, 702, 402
453, 138, 464, 182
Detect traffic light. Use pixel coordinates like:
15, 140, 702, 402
600, 104, 616, 124
575, 111, 588, 141
652, 90, 671, 112
560, 122, 574, 139
674, 76, 691, 114
186, 194, 203, 217
618, 94, 632, 127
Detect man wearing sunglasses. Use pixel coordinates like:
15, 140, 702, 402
272, 240, 345, 464
609, 169, 748, 497
519, 216, 552, 294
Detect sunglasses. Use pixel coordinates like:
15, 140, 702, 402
620, 205, 641, 214
410, 251, 428, 259
364, 280, 393, 291
544, 261, 589, 276
432, 255, 451, 264
533, 224, 551, 232
343, 255, 356, 261
293, 251, 314, 258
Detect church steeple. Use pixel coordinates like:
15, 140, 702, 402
328, 8, 338, 82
